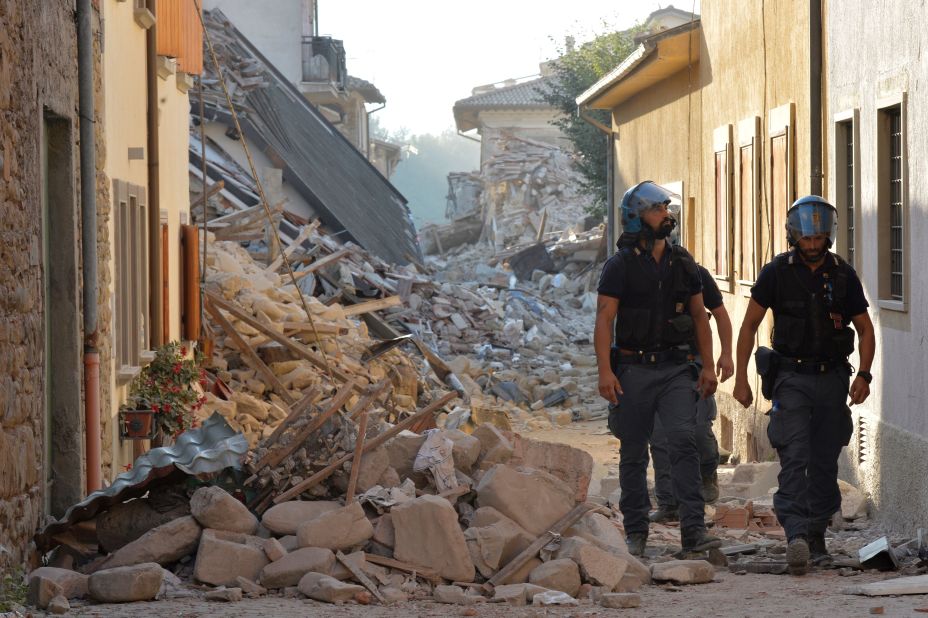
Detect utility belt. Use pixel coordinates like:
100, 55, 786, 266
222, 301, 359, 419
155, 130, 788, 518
755, 347, 848, 400
611, 346, 694, 368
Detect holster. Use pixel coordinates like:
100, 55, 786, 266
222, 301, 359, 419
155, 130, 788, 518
755, 346, 780, 401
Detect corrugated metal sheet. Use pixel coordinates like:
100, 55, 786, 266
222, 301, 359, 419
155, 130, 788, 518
199, 10, 422, 265
37, 413, 247, 547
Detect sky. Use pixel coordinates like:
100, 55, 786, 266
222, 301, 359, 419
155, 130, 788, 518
319, 1, 697, 136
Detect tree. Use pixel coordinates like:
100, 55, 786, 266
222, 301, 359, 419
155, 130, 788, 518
541, 25, 645, 218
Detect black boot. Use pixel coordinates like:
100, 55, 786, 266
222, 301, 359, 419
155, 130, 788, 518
808, 532, 833, 566
649, 504, 680, 524
681, 527, 722, 552
626, 532, 648, 557
787, 536, 810, 575
701, 471, 720, 503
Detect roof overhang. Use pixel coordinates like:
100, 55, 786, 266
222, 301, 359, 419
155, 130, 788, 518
576, 20, 701, 110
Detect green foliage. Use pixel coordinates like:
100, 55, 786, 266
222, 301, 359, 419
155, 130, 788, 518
540, 24, 645, 217
0, 566, 27, 612
125, 341, 207, 437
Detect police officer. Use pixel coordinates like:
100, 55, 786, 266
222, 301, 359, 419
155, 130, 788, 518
650, 262, 733, 523
733, 195, 875, 575
595, 181, 720, 557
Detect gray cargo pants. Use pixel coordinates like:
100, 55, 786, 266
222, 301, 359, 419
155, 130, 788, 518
651, 393, 719, 508
607, 361, 706, 536
767, 366, 854, 540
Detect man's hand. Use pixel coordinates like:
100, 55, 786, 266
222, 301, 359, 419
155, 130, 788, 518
697, 366, 718, 399
716, 354, 734, 383
733, 378, 753, 408
849, 376, 870, 405
598, 370, 623, 405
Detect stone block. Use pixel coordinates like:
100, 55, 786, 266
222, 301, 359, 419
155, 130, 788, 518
96, 496, 190, 552
600, 592, 641, 608
433, 584, 471, 605
263, 537, 287, 562
384, 430, 426, 480
555, 537, 628, 589
296, 501, 374, 550
372, 514, 395, 548
27, 575, 62, 609
472, 424, 513, 467
566, 512, 627, 554
297, 572, 364, 603
442, 429, 481, 472
98, 515, 201, 570
528, 558, 581, 597
193, 529, 269, 587
261, 500, 341, 535
613, 573, 643, 593
475, 464, 574, 535
464, 519, 533, 578
721, 462, 781, 499
328, 550, 366, 581
509, 434, 594, 502
392, 494, 475, 582
28, 567, 88, 599
190, 486, 258, 535
355, 447, 391, 493
651, 559, 715, 584
259, 547, 335, 589
205, 587, 243, 602
838, 479, 868, 519
47, 595, 70, 614
87, 563, 165, 603
235, 576, 267, 597
492, 582, 549, 606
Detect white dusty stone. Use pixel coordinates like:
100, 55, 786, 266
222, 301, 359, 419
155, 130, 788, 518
194, 529, 269, 587
384, 431, 427, 480
650, 560, 715, 584
205, 586, 243, 602
392, 494, 475, 582
433, 584, 472, 605
297, 572, 365, 603
464, 519, 532, 578
528, 559, 581, 597
88, 563, 165, 603
838, 479, 869, 519
261, 500, 341, 535
492, 583, 550, 606
27, 576, 62, 609
555, 537, 628, 589
600, 592, 641, 608
442, 429, 481, 472
47, 595, 70, 614
475, 464, 574, 536
99, 515, 201, 570
259, 547, 335, 589
28, 567, 87, 600
263, 537, 288, 562
472, 424, 513, 467
296, 501, 374, 550
190, 486, 258, 534
235, 576, 267, 597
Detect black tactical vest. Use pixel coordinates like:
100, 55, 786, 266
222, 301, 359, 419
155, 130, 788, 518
613, 244, 698, 351
771, 251, 856, 359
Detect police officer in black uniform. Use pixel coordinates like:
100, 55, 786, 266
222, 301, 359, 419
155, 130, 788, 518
595, 181, 720, 557
650, 262, 733, 522
733, 195, 875, 575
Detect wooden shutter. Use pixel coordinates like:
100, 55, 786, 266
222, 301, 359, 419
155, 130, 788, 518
739, 144, 755, 281
771, 135, 789, 255
714, 151, 729, 276
181, 224, 201, 341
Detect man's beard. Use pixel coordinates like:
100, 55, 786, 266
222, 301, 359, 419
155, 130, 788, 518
799, 246, 825, 263
654, 218, 676, 239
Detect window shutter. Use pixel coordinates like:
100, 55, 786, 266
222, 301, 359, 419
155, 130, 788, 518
181, 224, 201, 341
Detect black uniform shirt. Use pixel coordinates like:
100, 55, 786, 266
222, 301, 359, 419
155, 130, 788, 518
597, 244, 702, 300
698, 265, 723, 311
751, 250, 869, 321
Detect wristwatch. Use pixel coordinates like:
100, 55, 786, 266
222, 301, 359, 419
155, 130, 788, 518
856, 370, 873, 384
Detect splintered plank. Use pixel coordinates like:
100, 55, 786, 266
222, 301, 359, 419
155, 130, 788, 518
362, 553, 442, 583
336, 551, 388, 604
345, 409, 370, 505
341, 295, 403, 317
273, 391, 458, 504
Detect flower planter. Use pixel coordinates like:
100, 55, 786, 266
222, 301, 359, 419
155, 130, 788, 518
119, 409, 157, 440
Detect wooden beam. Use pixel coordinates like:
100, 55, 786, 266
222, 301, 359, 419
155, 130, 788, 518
336, 551, 388, 604
292, 248, 350, 280
205, 299, 296, 405
341, 295, 403, 317
345, 409, 369, 505
362, 553, 442, 583
273, 391, 458, 503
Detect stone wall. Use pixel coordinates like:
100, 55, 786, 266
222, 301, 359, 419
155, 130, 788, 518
0, 0, 81, 570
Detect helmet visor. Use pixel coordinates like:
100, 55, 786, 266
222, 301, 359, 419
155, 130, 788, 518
786, 203, 836, 244
626, 182, 680, 215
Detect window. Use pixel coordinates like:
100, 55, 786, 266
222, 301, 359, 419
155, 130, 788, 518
712, 125, 733, 288
737, 116, 761, 286
113, 180, 151, 379
877, 96, 906, 309
768, 104, 795, 257
833, 110, 859, 267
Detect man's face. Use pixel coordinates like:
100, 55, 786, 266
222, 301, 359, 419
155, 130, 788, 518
640, 203, 676, 238
797, 234, 828, 263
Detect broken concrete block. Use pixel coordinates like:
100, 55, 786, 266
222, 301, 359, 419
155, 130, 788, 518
99, 515, 202, 570
613, 573, 643, 593
555, 537, 628, 590
379, 585, 408, 604
194, 529, 269, 587
392, 494, 475, 582
372, 514, 395, 548
190, 486, 259, 535
261, 500, 342, 535
433, 584, 472, 605
566, 512, 627, 554
263, 537, 288, 562
47, 595, 70, 614
296, 501, 374, 550
259, 547, 335, 589
600, 592, 641, 608
464, 519, 533, 578
88, 563, 165, 603
528, 559, 581, 597
651, 559, 715, 584
442, 429, 481, 472
722, 462, 781, 499
378, 466, 401, 489
28, 567, 88, 599
27, 575, 62, 609
475, 464, 574, 535
355, 448, 391, 493
235, 576, 267, 597
205, 586, 243, 602
473, 424, 513, 467
297, 572, 365, 603
384, 430, 427, 480
838, 479, 868, 520
96, 495, 190, 552
492, 582, 549, 606
508, 434, 594, 502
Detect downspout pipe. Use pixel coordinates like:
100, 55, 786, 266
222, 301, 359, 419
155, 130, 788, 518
809, 0, 823, 196
147, 2, 164, 346
578, 107, 616, 257
77, 0, 100, 494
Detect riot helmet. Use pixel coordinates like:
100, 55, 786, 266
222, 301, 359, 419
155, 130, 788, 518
620, 181, 680, 234
785, 195, 837, 247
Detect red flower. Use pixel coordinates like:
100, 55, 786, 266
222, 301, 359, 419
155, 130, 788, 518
180, 346, 187, 355
151, 404, 160, 412
123, 463, 133, 471
173, 363, 182, 374
163, 403, 171, 412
